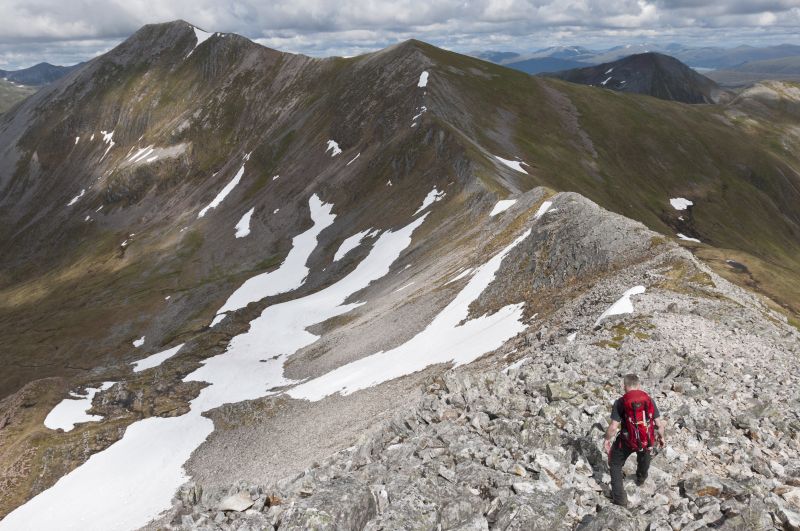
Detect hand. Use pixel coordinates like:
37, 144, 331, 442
603, 439, 612, 455
657, 435, 665, 448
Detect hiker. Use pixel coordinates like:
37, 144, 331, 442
603, 373, 666, 507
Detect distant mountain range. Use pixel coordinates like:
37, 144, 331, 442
471, 43, 800, 77
0, 62, 81, 113
540, 52, 725, 104
0, 62, 81, 86
707, 56, 800, 87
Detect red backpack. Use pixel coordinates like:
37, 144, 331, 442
621, 390, 656, 452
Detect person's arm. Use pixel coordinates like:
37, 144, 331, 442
604, 420, 620, 454
652, 400, 666, 446
655, 417, 666, 446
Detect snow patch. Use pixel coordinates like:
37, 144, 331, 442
325, 140, 342, 156
418, 71, 429, 87
604, 68, 614, 74
74, 136, 80, 145
670, 197, 693, 210
198, 162, 246, 218
132, 344, 185, 373
334, 229, 371, 261
534, 200, 553, 220
503, 357, 528, 374
128, 146, 154, 163
67, 189, 85, 206
215, 195, 336, 315
346, 153, 360, 166
490, 199, 517, 216
446, 268, 474, 285
677, 233, 701, 243
394, 282, 415, 293
288, 228, 532, 401
187, 26, 214, 58
235, 207, 254, 238
413, 188, 446, 215
132, 336, 145, 348
494, 156, 528, 174
99, 130, 114, 161
593, 286, 646, 327
43, 382, 115, 432
601, 77, 613, 86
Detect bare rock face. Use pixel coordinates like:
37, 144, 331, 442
279, 477, 377, 530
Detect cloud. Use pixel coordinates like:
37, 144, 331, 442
0, 0, 798, 69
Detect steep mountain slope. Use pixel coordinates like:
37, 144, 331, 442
0, 20, 799, 529
542, 52, 726, 104
0, 62, 81, 86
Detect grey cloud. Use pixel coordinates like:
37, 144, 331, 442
0, 0, 797, 70
656, 0, 799, 15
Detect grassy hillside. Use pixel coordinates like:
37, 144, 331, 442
0, 80, 36, 113
418, 42, 800, 317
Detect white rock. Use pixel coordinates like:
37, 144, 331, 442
217, 491, 254, 512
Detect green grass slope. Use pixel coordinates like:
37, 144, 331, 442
417, 42, 800, 316
0, 80, 36, 113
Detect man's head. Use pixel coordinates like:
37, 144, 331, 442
623, 373, 640, 392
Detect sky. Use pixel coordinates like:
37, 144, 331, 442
0, 0, 799, 69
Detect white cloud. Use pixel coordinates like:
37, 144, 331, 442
0, 0, 798, 69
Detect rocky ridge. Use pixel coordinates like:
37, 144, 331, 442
162, 238, 800, 529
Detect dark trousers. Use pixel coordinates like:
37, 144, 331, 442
609, 440, 651, 506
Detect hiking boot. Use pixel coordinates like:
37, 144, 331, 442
635, 476, 647, 487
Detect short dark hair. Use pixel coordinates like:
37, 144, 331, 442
623, 374, 640, 388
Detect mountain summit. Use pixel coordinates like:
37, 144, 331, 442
543, 52, 726, 104
0, 21, 798, 529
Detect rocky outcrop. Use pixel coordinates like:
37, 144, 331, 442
164, 245, 799, 530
